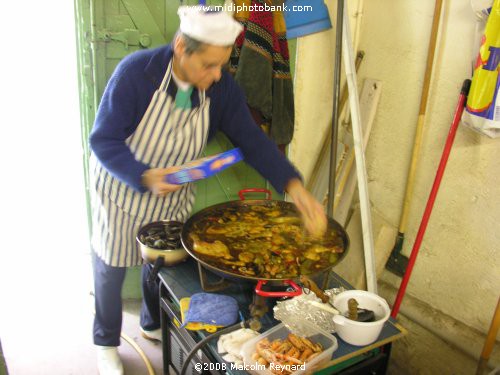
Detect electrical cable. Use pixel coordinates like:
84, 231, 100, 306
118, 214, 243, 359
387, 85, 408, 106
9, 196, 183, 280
180, 321, 247, 375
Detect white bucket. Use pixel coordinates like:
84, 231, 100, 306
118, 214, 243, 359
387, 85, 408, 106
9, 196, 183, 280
332, 290, 391, 346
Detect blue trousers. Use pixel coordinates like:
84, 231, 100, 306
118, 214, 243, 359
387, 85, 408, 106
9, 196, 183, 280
93, 254, 160, 346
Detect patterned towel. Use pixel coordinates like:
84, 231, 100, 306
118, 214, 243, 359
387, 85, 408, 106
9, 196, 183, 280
230, 0, 295, 145
180, 297, 222, 332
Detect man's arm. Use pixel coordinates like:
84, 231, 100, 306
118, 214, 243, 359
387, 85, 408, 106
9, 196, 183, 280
89, 60, 151, 192
215, 75, 326, 235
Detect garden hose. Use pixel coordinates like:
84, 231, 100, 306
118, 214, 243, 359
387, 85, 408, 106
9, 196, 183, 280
120, 331, 156, 375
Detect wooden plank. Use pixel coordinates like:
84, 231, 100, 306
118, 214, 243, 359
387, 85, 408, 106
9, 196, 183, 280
306, 53, 364, 201
323, 328, 407, 367
144, 0, 165, 35
106, 15, 140, 58
333, 79, 382, 225
121, 0, 167, 47
334, 207, 398, 290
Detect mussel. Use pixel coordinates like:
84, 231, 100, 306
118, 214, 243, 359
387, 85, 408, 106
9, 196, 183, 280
141, 223, 182, 250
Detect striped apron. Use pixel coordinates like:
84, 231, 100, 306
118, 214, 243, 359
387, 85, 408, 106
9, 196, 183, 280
89, 61, 210, 267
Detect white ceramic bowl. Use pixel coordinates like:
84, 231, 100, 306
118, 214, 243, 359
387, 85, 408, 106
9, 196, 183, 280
332, 290, 391, 346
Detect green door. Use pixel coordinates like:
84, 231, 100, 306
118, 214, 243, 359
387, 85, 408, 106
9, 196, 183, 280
74, 0, 281, 296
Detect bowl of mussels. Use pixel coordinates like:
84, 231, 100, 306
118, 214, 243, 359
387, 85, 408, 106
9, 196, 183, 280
136, 220, 188, 266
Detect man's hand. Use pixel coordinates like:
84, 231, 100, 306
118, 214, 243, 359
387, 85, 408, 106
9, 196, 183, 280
142, 167, 183, 196
286, 178, 327, 237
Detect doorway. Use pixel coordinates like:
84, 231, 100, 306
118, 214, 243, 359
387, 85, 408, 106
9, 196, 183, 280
0, 1, 91, 373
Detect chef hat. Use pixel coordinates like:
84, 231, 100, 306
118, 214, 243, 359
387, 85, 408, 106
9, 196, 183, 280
177, 6, 243, 46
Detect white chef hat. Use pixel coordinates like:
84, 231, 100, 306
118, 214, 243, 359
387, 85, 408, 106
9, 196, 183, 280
177, 6, 243, 46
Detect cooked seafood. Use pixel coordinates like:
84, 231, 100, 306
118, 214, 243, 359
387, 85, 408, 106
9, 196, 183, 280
139, 223, 182, 250
187, 203, 345, 279
190, 234, 232, 260
252, 335, 324, 375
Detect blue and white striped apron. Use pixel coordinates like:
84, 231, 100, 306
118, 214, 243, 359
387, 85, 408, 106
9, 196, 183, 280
89, 61, 210, 267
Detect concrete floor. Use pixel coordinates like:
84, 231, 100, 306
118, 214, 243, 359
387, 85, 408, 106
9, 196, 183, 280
1, 296, 163, 375
3, 250, 493, 375
1, 288, 164, 375
0, 248, 163, 375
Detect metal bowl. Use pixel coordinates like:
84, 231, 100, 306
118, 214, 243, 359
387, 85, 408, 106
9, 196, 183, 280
136, 220, 189, 266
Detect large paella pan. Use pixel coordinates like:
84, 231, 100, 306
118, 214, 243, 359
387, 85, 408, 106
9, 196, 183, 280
181, 193, 349, 294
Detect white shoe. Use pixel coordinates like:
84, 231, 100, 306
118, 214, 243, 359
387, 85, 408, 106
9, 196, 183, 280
96, 346, 124, 375
140, 327, 162, 342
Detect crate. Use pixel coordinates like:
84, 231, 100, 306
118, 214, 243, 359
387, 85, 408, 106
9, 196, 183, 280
240, 322, 338, 375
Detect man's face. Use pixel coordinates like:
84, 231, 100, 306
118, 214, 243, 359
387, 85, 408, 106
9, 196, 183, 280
174, 37, 232, 91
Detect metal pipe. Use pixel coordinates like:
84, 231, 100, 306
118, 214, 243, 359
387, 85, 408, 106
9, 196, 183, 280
327, 0, 345, 217
342, 5, 377, 293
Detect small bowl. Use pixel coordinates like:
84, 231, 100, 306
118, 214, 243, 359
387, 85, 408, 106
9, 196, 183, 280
136, 220, 189, 266
332, 290, 391, 346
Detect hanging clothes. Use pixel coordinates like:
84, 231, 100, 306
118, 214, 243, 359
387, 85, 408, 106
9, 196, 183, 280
230, 0, 295, 146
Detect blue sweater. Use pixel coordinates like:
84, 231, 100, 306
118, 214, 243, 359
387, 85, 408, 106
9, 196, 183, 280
89, 44, 300, 194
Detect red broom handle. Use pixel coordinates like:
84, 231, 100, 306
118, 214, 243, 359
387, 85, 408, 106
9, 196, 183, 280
391, 80, 471, 319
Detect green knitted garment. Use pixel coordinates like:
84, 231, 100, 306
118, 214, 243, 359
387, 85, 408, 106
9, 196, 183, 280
175, 87, 193, 109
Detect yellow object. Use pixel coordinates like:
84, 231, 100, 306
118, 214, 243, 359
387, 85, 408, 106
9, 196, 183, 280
233, 0, 250, 22
232, 0, 286, 35
468, 0, 500, 112
121, 331, 156, 375
180, 298, 223, 333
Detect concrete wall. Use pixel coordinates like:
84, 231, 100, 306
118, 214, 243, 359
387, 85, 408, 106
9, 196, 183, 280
290, 0, 500, 372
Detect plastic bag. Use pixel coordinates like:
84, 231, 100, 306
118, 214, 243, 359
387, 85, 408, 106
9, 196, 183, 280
470, 0, 493, 64
471, 0, 493, 20
462, 0, 500, 137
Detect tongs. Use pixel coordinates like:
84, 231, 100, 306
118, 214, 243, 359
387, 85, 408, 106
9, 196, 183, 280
300, 275, 338, 307
300, 275, 375, 322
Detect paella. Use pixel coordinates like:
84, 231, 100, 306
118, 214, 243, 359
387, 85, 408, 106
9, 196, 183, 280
187, 203, 345, 279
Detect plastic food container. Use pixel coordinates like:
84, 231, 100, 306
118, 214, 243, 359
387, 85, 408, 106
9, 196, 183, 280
165, 148, 243, 184
332, 290, 391, 346
240, 322, 338, 375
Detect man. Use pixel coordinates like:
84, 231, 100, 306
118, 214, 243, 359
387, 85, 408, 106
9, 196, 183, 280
89, 6, 326, 374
